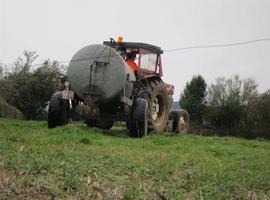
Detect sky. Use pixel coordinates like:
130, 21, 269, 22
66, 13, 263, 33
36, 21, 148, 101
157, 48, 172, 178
1, 0, 270, 99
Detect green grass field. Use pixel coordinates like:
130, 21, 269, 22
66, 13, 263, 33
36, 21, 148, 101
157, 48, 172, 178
0, 118, 269, 199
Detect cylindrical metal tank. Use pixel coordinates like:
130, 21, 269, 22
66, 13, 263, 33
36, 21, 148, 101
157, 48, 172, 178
68, 44, 135, 103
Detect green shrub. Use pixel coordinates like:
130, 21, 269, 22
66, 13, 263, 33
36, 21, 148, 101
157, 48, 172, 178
2, 51, 64, 120
0, 97, 23, 119
205, 75, 270, 138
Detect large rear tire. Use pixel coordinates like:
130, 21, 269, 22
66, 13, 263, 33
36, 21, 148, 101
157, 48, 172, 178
48, 92, 69, 128
142, 80, 170, 133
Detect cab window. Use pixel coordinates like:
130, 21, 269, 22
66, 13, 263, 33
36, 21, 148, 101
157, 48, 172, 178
139, 49, 158, 72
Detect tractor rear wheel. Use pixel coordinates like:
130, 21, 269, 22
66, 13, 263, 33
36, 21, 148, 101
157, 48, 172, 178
143, 80, 170, 133
172, 109, 190, 133
48, 91, 69, 128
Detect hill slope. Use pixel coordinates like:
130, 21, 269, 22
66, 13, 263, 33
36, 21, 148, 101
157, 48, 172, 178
0, 119, 269, 199
0, 97, 23, 119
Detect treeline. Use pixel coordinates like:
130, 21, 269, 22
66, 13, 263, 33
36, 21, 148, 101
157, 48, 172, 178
0, 51, 65, 120
181, 75, 270, 139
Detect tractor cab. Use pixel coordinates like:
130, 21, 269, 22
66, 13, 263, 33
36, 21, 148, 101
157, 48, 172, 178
104, 37, 174, 98
103, 38, 163, 77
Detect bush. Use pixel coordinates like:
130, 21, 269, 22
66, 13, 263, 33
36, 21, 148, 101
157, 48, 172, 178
248, 90, 270, 138
0, 97, 23, 119
205, 75, 259, 138
0, 79, 13, 100
3, 51, 64, 120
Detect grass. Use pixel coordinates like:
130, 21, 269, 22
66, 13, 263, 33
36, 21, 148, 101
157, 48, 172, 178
0, 118, 270, 199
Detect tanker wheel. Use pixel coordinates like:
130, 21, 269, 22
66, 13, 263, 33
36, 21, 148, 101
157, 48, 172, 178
48, 91, 69, 128
128, 98, 148, 138
173, 110, 190, 133
144, 80, 170, 133
86, 119, 114, 130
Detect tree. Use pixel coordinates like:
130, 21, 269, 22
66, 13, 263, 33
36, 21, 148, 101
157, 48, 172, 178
253, 90, 270, 138
0, 63, 23, 119
0, 64, 3, 79
0, 62, 8, 80
0, 63, 13, 100
206, 75, 258, 136
180, 75, 207, 125
5, 51, 62, 119
207, 75, 258, 107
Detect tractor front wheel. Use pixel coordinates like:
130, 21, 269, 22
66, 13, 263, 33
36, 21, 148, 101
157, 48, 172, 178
127, 98, 148, 138
172, 109, 190, 133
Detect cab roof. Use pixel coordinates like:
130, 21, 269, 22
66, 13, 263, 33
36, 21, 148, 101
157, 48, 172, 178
103, 41, 163, 54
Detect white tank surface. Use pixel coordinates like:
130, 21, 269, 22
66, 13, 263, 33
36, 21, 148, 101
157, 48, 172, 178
68, 44, 135, 103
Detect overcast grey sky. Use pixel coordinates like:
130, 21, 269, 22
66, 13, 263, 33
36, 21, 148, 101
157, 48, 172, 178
1, 0, 270, 99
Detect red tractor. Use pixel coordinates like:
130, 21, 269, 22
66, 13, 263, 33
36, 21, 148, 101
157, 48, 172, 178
48, 38, 190, 137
